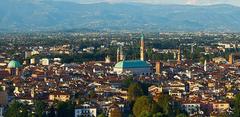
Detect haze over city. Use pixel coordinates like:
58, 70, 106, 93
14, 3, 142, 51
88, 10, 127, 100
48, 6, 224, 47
52, 0, 240, 6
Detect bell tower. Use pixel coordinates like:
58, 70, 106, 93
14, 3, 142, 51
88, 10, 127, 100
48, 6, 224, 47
229, 53, 233, 64
177, 48, 181, 64
120, 46, 125, 61
140, 33, 145, 61
117, 48, 120, 62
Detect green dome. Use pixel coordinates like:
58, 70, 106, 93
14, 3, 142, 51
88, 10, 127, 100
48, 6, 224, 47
7, 60, 21, 68
114, 60, 152, 68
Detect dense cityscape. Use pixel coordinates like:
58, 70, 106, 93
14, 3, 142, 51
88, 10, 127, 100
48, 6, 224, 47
0, 32, 240, 117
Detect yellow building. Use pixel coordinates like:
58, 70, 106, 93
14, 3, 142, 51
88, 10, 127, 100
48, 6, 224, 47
212, 102, 230, 112
212, 57, 227, 64
208, 82, 215, 88
49, 91, 70, 102
226, 92, 234, 99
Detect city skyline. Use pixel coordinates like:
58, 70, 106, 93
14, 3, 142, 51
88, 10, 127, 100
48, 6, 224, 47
1, 0, 240, 117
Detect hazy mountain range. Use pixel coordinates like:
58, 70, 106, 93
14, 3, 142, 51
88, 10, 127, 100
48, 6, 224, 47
1, 0, 240, 32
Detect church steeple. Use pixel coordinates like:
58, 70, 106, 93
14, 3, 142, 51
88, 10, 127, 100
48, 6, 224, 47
140, 33, 145, 61
117, 46, 125, 62
117, 47, 120, 62
204, 59, 207, 72
119, 46, 125, 61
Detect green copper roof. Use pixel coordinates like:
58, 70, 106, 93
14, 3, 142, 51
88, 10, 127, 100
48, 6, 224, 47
114, 60, 152, 68
7, 60, 21, 68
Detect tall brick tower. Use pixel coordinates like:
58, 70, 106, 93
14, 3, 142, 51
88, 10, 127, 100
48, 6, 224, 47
140, 33, 145, 61
177, 48, 181, 64
229, 53, 233, 64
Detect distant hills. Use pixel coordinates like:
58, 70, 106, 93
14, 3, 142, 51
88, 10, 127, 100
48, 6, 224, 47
1, 0, 240, 32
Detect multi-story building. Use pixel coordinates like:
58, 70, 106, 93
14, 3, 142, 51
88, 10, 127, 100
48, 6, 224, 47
75, 103, 97, 117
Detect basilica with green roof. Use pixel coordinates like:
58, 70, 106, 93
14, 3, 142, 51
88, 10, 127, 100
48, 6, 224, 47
6, 60, 21, 76
113, 34, 153, 76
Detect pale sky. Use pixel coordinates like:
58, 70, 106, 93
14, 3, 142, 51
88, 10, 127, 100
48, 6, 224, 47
53, 0, 240, 6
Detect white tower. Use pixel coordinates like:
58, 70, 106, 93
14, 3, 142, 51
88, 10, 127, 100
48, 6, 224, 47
204, 60, 207, 72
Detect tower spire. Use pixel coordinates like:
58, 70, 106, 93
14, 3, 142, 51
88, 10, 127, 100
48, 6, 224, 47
229, 53, 233, 64
204, 59, 207, 72
120, 46, 125, 61
140, 33, 145, 61
177, 48, 181, 64
117, 47, 120, 62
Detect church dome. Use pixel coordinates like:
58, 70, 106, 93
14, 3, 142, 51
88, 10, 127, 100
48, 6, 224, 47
7, 60, 21, 68
114, 60, 152, 68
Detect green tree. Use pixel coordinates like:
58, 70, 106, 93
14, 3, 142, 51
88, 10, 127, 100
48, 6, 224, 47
5, 101, 29, 117
0, 85, 3, 91
97, 113, 107, 117
133, 96, 152, 117
233, 94, 240, 117
123, 77, 134, 88
47, 106, 56, 117
151, 102, 161, 114
34, 100, 47, 117
56, 101, 74, 117
152, 112, 164, 117
157, 94, 170, 115
128, 114, 134, 117
139, 111, 152, 117
176, 113, 187, 117
128, 83, 144, 102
